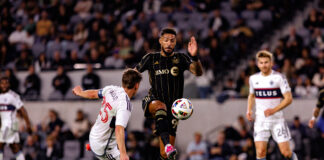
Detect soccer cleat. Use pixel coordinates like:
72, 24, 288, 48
165, 144, 177, 160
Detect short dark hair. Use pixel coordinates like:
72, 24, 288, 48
122, 69, 142, 89
160, 28, 177, 36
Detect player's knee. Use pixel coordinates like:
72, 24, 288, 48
151, 101, 167, 114
256, 149, 267, 158
281, 150, 292, 159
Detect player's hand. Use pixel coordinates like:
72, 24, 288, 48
264, 108, 275, 117
120, 153, 129, 160
308, 118, 316, 128
246, 111, 253, 121
72, 86, 82, 96
188, 36, 198, 56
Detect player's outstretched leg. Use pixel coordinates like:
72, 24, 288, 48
149, 101, 177, 159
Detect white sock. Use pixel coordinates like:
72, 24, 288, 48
16, 151, 25, 160
0, 151, 3, 160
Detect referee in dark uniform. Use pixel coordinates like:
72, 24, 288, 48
136, 28, 203, 160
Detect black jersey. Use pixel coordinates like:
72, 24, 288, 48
316, 89, 324, 117
136, 52, 192, 106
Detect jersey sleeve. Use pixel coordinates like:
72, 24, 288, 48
135, 53, 151, 73
179, 53, 192, 70
98, 86, 110, 98
279, 75, 291, 94
115, 96, 132, 128
316, 89, 324, 109
12, 93, 23, 109
249, 76, 254, 94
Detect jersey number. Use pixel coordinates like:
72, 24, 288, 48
100, 97, 112, 123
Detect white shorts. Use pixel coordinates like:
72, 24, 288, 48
94, 145, 120, 160
0, 127, 19, 144
253, 121, 291, 143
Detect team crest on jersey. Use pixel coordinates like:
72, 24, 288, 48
171, 66, 179, 76
256, 82, 259, 85
270, 80, 274, 86
172, 58, 179, 64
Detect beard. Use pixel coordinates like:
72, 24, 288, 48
162, 47, 174, 56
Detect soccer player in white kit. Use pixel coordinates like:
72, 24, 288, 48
246, 50, 298, 160
0, 76, 32, 160
72, 69, 142, 160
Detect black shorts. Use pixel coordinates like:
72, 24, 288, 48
142, 94, 179, 136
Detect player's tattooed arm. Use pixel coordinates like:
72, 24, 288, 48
189, 61, 203, 76
72, 85, 99, 99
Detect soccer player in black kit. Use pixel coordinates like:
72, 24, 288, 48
308, 88, 324, 159
135, 28, 203, 160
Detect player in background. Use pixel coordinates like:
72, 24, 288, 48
135, 28, 203, 159
308, 88, 324, 128
246, 50, 298, 160
308, 88, 324, 159
72, 69, 142, 160
0, 76, 32, 160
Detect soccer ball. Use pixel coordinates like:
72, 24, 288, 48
171, 98, 193, 120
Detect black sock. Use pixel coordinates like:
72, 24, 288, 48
155, 109, 170, 145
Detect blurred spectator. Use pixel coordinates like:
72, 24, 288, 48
143, 0, 161, 15
290, 116, 308, 159
8, 23, 34, 47
282, 27, 303, 60
126, 132, 143, 160
23, 134, 41, 160
35, 52, 51, 71
209, 132, 233, 160
186, 132, 208, 160
82, 64, 100, 90
74, 0, 93, 20
310, 28, 324, 50
71, 110, 90, 158
312, 65, 324, 89
50, 51, 66, 69
23, 65, 41, 100
51, 66, 71, 98
304, 8, 319, 32
232, 115, 251, 136
244, 58, 259, 76
5, 68, 20, 94
15, 50, 33, 70
43, 135, 60, 160
239, 77, 250, 98
73, 22, 88, 45
209, 9, 230, 34
36, 10, 53, 38
66, 50, 84, 69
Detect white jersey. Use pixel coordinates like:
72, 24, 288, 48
89, 85, 132, 156
0, 90, 23, 131
249, 70, 291, 122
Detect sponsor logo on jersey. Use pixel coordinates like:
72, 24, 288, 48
155, 69, 169, 75
254, 88, 282, 99
0, 104, 16, 111
170, 66, 179, 76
